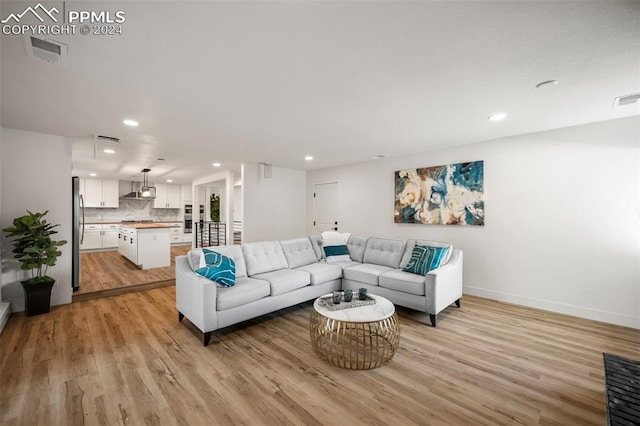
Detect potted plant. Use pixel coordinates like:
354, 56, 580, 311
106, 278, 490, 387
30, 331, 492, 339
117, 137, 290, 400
210, 193, 220, 222
2, 210, 67, 317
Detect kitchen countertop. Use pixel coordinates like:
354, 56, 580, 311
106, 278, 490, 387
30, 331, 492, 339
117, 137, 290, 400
119, 223, 176, 229
85, 221, 181, 226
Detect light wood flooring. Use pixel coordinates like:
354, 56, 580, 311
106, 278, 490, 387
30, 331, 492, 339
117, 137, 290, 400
75, 246, 191, 301
2, 289, 638, 425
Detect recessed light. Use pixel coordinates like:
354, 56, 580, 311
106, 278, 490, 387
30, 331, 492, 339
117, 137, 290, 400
535, 80, 559, 89
103, 149, 115, 154
212, 162, 221, 167
488, 113, 507, 121
305, 156, 314, 161
166, 179, 173, 183
123, 119, 139, 127
89, 173, 97, 177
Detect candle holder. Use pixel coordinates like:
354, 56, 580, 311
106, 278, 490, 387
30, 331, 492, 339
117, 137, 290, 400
358, 288, 368, 300
332, 291, 341, 304
344, 289, 353, 302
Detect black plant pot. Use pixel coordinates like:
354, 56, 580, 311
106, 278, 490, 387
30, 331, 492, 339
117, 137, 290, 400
21, 279, 55, 317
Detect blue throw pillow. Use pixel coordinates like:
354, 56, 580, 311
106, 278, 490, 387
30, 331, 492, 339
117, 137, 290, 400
403, 244, 449, 275
323, 244, 351, 263
195, 249, 236, 287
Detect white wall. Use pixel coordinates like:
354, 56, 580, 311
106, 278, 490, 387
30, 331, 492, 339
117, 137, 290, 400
1, 128, 73, 312
243, 164, 307, 242
307, 117, 640, 328
233, 185, 243, 223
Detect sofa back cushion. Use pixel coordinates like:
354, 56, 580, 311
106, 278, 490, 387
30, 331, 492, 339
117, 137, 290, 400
242, 241, 289, 276
187, 246, 248, 278
280, 238, 318, 269
400, 239, 453, 269
363, 237, 406, 269
309, 235, 323, 260
347, 235, 369, 263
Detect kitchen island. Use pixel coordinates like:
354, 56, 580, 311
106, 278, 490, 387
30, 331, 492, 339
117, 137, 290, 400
118, 223, 174, 269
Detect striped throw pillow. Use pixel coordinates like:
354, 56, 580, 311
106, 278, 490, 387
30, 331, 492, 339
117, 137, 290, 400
402, 244, 449, 275
195, 249, 236, 287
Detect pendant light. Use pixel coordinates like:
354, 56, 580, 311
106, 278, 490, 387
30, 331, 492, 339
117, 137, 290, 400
140, 168, 156, 199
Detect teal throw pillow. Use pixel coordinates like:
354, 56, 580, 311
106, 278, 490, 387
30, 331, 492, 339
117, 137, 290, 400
323, 245, 349, 257
323, 244, 351, 263
403, 244, 449, 275
195, 249, 236, 287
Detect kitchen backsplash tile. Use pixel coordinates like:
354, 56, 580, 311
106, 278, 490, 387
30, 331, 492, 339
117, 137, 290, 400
84, 199, 180, 222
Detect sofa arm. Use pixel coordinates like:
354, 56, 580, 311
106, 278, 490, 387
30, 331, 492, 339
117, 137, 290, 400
425, 249, 463, 315
175, 255, 218, 333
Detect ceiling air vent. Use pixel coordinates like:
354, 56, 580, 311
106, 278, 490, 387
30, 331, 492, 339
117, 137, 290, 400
613, 92, 640, 108
23, 35, 67, 65
96, 134, 122, 144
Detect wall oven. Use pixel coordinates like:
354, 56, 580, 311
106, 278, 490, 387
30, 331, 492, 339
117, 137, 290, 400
184, 204, 204, 233
184, 204, 193, 233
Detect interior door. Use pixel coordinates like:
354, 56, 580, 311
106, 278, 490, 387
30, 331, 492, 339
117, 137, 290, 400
313, 182, 339, 233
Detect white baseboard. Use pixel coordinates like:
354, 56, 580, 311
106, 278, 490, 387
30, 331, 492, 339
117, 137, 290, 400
464, 286, 639, 329
0, 301, 11, 334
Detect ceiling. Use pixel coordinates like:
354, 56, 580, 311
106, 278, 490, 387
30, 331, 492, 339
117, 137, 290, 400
1, 1, 639, 184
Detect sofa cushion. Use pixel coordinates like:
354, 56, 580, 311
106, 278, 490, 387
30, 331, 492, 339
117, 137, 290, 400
379, 269, 426, 296
187, 248, 202, 271
363, 238, 406, 269
343, 263, 394, 286
309, 235, 323, 260
253, 269, 311, 296
403, 244, 449, 275
294, 263, 342, 284
347, 235, 369, 262
400, 240, 453, 269
330, 260, 362, 270
242, 241, 289, 276
195, 249, 236, 287
188, 246, 248, 278
280, 238, 318, 269
216, 277, 270, 311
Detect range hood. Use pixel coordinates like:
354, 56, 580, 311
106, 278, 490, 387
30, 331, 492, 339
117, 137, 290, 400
120, 181, 156, 200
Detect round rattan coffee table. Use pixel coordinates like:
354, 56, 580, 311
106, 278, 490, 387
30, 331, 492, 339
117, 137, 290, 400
310, 293, 400, 370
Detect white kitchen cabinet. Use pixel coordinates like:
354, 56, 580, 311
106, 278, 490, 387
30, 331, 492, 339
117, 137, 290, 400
118, 225, 170, 269
153, 184, 181, 209
118, 226, 138, 264
82, 178, 119, 208
80, 225, 103, 250
168, 222, 184, 244
102, 224, 119, 248
80, 224, 120, 250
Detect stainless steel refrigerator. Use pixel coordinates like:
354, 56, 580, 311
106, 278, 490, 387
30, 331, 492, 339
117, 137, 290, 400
72, 176, 84, 292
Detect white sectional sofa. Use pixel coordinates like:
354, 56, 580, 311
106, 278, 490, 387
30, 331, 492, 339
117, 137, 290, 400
176, 236, 463, 345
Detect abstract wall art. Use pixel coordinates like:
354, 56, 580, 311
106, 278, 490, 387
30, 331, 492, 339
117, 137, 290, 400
394, 160, 484, 226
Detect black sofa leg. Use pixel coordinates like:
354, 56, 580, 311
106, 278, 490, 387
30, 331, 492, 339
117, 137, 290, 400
429, 314, 437, 327
455, 299, 461, 308
178, 312, 184, 322
203, 332, 212, 346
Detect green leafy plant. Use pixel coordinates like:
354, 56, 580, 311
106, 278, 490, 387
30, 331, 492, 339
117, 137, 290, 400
210, 193, 220, 222
2, 210, 67, 285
